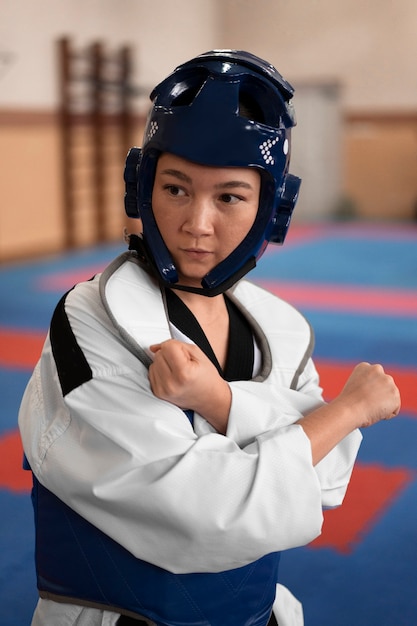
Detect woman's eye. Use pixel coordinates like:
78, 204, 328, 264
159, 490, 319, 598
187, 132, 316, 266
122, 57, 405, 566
166, 185, 185, 197
220, 193, 241, 205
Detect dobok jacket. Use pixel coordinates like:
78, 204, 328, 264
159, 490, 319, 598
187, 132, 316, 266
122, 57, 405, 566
19, 251, 362, 625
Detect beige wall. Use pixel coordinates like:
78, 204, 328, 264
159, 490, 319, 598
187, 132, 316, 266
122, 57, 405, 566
344, 114, 417, 220
2, 0, 416, 111
0, 0, 220, 111
219, 0, 417, 111
0, 113, 144, 261
0, 114, 63, 259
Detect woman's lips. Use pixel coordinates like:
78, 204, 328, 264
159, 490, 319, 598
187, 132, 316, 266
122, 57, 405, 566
182, 248, 212, 260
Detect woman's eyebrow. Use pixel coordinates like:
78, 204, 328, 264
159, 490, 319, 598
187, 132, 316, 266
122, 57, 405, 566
159, 169, 192, 184
159, 169, 254, 190
214, 180, 253, 190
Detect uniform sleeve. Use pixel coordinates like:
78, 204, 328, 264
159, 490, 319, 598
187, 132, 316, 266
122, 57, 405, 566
224, 356, 362, 508
296, 356, 363, 507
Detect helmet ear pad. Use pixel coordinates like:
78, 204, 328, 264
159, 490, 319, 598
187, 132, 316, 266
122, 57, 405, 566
124, 147, 142, 219
269, 174, 301, 245
124, 147, 179, 283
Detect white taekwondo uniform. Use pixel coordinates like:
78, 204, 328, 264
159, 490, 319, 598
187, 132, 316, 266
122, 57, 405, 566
19, 251, 362, 625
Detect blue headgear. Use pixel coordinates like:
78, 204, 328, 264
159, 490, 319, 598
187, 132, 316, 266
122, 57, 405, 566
124, 49, 301, 295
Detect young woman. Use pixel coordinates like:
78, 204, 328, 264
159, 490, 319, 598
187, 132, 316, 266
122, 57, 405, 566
19, 50, 400, 626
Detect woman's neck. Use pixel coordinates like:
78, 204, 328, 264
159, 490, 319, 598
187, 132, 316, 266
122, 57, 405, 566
171, 289, 230, 370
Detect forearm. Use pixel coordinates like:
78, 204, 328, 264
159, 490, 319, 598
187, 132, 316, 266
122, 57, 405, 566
197, 379, 231, 434
296, 399, 358, 466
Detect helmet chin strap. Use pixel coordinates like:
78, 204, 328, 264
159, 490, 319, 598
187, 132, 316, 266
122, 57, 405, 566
127, 233, 256, 297
170, 257, 257, 297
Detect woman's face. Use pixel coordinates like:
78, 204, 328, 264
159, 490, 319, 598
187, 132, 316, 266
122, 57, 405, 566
151, 153, 260, 289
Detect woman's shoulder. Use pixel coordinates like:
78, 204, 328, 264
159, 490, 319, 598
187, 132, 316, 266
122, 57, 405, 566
229, 278, 308, 326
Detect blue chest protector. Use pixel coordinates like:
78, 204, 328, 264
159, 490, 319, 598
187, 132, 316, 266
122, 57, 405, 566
31, 473, 280, 625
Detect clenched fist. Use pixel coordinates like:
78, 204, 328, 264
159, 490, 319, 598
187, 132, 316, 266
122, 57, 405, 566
336, 362, 401, 428
297, 362, 401, 465
148, 339, 231, 433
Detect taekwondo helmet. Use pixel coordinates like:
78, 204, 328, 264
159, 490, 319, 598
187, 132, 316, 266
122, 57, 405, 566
124, 49, 301, 295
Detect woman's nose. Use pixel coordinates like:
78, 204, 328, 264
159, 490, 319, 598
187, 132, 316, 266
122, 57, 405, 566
183, 198, 214, 236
